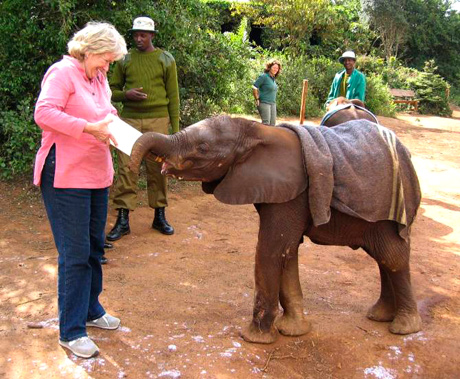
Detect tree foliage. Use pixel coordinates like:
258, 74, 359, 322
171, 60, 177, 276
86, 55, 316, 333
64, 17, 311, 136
360, 0, 460, 86
361, 0, 409, 59
402, 0, 460, 86
233, 0, 339, 54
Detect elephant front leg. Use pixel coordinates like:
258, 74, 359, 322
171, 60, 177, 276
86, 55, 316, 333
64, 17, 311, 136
241, 229, 282, 343
241, 290, 280, 344
241, 199, 309, 344
276, 250, 312, 337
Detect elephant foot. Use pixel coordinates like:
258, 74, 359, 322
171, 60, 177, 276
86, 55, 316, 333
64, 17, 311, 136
240, 322, 279, 344
366, 299, 396, 322
275, 313, 312, 337
389, 312, 422, 335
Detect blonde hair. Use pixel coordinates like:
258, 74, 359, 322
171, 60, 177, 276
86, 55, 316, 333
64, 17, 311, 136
68, 22, 127, 61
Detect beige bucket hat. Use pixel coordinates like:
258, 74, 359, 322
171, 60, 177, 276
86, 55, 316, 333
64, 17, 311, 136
339, 51, 356, 63
130, 17, 157, 33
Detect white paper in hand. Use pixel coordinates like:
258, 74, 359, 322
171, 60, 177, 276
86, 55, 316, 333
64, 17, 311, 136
107, 115, 142, 156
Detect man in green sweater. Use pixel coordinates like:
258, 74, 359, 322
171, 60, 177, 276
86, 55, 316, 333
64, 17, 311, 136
107, 16, 180, 240
325, 50, 366, 109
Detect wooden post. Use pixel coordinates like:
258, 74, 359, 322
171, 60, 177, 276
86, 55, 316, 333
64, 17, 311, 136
299, 79, 308, 125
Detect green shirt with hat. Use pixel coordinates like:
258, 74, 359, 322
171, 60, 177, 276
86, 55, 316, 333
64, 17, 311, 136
325, 68, 366, 106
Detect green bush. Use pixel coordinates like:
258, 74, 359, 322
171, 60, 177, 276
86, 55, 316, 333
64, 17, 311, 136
409, 60, 452, 117
450, 87, 460, 107
0, 1, 453, 179
365, 74, 396, 117
381, 58, 419, 90
276, 55, 325, 118
0, 99, 40, 179
357, 55, 386, 77
307, 56, 343, 107
153, 6, 255, 125
359, 56, 452, 117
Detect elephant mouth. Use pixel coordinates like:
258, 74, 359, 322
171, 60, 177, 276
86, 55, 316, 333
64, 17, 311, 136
161, 160, 195, 180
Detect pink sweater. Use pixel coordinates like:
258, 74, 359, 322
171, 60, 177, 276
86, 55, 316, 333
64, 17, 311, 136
34, 55, 117, 188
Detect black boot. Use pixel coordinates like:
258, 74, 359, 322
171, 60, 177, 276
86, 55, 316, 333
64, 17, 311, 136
152, 207, 174, 235
106, 209, 130, 241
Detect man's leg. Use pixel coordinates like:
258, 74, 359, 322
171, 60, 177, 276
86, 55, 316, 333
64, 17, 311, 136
143, 117, 174, 235
107, 118, 143, 241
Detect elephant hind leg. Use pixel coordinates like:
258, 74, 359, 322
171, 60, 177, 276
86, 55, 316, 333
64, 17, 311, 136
366, 263, 397, 322
364, 223, 421, 334
386, 267, 422, 334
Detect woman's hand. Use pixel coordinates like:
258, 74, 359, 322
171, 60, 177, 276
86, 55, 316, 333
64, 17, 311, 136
84, 117, 118, 146
255, 98, 260, 106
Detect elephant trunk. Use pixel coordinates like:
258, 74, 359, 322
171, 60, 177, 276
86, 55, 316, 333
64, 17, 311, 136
128, 132, 173, 174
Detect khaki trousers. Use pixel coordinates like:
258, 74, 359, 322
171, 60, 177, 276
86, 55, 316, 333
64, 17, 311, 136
111, 117, 170, 210
257, 102, 277, 126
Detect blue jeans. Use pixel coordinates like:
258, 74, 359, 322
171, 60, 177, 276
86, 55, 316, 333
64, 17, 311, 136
40, 146, 107, 341
257, 102, 277, 126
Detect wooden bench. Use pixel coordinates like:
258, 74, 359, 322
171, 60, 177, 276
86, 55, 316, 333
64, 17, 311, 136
390, 88, 419, 111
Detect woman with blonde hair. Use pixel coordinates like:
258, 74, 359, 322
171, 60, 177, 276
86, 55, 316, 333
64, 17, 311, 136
252, 59, 281, 126
34, 22, 127, 358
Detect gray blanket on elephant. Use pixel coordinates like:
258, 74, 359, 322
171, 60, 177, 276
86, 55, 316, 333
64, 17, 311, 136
279, 120, 421, 240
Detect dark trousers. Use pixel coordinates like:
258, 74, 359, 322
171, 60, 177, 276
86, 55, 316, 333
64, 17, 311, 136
40, 146, 107, 341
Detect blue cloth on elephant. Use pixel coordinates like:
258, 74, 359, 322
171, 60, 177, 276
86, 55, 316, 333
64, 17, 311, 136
279, 120, 421, 240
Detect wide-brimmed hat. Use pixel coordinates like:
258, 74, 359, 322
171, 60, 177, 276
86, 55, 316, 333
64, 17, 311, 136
339, 51, 356, 63
129, 17, 157, 33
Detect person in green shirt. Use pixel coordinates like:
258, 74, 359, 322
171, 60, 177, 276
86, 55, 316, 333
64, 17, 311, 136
108, 16, 180, 241
325, 51, 366, 110
252, 59, 281, 126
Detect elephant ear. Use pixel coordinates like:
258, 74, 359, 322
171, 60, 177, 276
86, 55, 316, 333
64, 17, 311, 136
213, 128, 307, 204
202, 179, 222, 194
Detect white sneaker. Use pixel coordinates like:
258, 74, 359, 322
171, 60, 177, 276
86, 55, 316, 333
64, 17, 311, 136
86, 313, 120, 330
59, 336, 99, 358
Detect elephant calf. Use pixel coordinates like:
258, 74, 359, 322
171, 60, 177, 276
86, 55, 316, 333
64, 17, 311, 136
129, 115, 422, 344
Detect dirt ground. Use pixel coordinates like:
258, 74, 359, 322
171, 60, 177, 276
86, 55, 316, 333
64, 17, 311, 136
1, 108, 459, 379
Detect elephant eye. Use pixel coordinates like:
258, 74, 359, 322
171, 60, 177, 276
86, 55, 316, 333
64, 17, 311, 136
197, 143, 209, 154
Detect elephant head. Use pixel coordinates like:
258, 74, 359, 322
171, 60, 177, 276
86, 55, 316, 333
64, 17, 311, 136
129, 115, 307, 205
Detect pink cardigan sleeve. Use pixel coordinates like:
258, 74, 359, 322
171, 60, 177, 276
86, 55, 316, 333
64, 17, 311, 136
34, 66, 87, 140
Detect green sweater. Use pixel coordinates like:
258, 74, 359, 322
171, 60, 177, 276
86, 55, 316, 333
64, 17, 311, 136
110, 49, 180, 133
